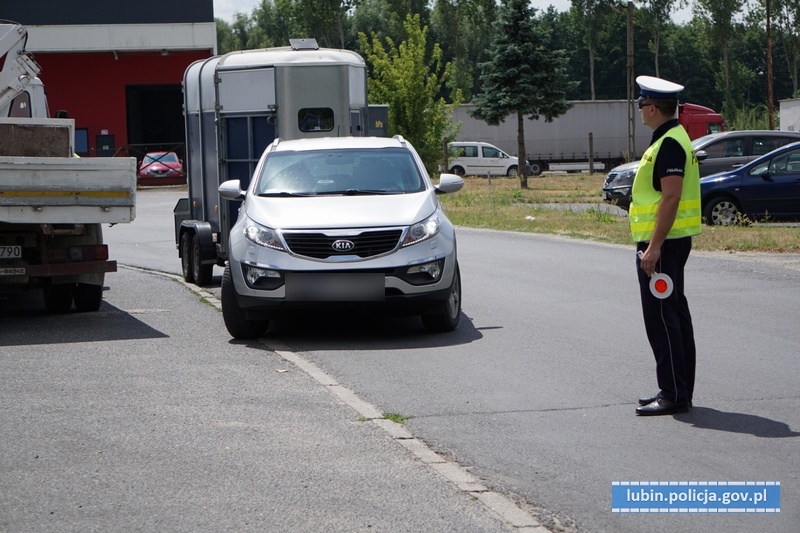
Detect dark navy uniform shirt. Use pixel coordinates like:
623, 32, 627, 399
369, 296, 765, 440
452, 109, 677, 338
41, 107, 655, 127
649, 118, 687, 192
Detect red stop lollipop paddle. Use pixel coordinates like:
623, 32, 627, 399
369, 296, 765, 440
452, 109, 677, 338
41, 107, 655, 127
638, 251, 674, 299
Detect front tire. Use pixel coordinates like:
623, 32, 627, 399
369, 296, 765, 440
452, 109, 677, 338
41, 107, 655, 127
507, 166, 518, 177
704, 196, 741, 226
221, 265, 269, 339
421, 264, 461, 333
450, 166, 465, 177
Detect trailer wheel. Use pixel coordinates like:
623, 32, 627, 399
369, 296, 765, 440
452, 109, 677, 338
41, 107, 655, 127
528, 161, 544, 176
191, 233, 213, 287
74, 283, 103, 312
221, 265, 269, 339
180, 231, 195, 283
43, 283, 74, 313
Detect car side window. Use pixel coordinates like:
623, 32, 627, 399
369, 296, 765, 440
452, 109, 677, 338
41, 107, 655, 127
751, 149, 800, 177
462, 146, 478, 157
752, 137, 791, 157
482, 147, 501, 158
779, 149, 800, 174
701, 141, 724, 159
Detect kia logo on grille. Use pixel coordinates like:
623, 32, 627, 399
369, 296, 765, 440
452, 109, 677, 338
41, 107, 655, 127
331, 239, 355, 252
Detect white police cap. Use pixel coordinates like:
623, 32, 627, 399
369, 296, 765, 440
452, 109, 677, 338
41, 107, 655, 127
636, 75, 684, 99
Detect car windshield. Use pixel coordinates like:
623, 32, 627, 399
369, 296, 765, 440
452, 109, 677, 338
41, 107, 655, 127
692, 134, 722, 150
255, 148, 425, 196
144, 153, 178, 164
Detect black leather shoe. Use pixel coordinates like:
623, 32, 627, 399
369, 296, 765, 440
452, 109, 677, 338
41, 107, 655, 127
638, 394, 660, 406
638, 394, 692, 408
636, 398, 689, 416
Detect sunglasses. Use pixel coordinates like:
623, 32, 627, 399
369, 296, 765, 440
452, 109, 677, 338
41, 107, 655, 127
638, 100, 654, 109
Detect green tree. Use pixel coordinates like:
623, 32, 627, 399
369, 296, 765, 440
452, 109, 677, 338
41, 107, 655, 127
570, 0, 614, 100
638, 0, 687, 76
695, 0, 747, 117
469, 0, 573, 188
771, 0, 800, 97
292, 0, 358, 48
216, 14, 254, 54
359, 14, 462, 172
430, 0, 497, 101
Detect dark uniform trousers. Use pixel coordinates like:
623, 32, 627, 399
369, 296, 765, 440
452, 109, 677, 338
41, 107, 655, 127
635, 236, 696, 403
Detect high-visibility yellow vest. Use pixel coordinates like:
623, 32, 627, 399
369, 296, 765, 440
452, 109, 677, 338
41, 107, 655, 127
629, 125, 702, 242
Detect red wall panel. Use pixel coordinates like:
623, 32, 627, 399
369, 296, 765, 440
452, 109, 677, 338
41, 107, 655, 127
34, 50, 210, 155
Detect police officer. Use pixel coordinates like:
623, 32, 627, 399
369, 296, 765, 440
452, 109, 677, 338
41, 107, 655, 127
630, 75, 702, 416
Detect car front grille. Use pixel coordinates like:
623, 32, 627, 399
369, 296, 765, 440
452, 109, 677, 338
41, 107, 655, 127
604, 172, 618, 186
283, 229, 404, 259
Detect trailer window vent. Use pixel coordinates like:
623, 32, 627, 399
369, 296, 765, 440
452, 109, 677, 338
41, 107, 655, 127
289, 38, 319, 51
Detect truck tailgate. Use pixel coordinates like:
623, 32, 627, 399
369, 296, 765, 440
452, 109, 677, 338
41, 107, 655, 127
0, 156, 136, 224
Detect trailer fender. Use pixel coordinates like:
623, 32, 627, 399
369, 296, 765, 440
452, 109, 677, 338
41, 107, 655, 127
178, 221, 216, 264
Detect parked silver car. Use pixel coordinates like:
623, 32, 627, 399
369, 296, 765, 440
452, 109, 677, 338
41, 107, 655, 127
218, 135, 464, 339
602, 130, 800, 210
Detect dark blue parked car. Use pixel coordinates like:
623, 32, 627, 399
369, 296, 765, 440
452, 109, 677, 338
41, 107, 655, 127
701, 141, 800, 225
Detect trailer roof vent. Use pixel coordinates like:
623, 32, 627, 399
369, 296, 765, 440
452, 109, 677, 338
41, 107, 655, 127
289, 38, 319, 51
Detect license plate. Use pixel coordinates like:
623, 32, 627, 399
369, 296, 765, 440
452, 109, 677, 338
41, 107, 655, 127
0, 267, 26, 276
0, 246, 22, 259
285, 272, 385, 301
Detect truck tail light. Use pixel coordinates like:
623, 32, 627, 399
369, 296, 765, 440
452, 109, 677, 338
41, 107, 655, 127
68, 245, 110, 262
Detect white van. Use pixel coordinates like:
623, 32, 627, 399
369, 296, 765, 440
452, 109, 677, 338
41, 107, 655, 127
448, 141, 521, 177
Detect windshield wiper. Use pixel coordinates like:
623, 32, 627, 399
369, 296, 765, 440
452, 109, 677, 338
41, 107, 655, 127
338, 189, 397, 195
257, 191, 315, 197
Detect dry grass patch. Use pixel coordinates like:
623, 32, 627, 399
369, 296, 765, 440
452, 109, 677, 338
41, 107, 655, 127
440, 174, 800, 253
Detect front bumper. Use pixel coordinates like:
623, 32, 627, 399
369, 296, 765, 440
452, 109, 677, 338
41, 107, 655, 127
227, 221, 458, 319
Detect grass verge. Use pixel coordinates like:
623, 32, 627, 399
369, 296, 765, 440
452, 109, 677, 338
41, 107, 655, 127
440, 175, 800, 253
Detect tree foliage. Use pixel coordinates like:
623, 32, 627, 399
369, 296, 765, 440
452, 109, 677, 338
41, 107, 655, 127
469, 0, 573, 187
214, 0, 800, 170
358, 14, 462, 172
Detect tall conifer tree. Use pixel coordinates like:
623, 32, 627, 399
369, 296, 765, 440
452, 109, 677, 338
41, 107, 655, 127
470, 0, 573, 187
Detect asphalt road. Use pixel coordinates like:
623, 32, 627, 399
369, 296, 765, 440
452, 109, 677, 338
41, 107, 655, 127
4, 186, 799, 532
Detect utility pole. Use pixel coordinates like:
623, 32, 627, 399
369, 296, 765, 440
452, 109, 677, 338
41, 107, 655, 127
766, 0, 775, 129
627, 1, 635, 160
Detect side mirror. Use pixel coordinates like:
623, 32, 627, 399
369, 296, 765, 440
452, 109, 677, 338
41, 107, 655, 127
219, 179, 246, 200
435, 173, 464, 194
695, 150, 708, 162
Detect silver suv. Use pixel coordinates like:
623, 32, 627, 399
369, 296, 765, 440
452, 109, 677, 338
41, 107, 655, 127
602, 130, 800, 210
218, 135, 464, 339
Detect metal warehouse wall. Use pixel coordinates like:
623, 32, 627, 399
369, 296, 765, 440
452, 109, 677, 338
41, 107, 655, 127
0, 0, 213, 25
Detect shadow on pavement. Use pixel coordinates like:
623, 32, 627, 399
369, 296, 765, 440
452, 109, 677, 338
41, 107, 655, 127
227, 311, 486, 351
676, 406, 800, 438
0, 291, 168, 346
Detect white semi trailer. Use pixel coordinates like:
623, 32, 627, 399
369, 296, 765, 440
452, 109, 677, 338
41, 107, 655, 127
452, 100, 725, 174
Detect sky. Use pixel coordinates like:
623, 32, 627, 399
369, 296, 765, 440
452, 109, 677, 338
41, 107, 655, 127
213, 0, 693, 25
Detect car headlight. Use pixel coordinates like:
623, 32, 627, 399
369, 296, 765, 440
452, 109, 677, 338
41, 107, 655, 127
402, 213, 441, 247
612, 170, 635, 187
244, 219, 285, 251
